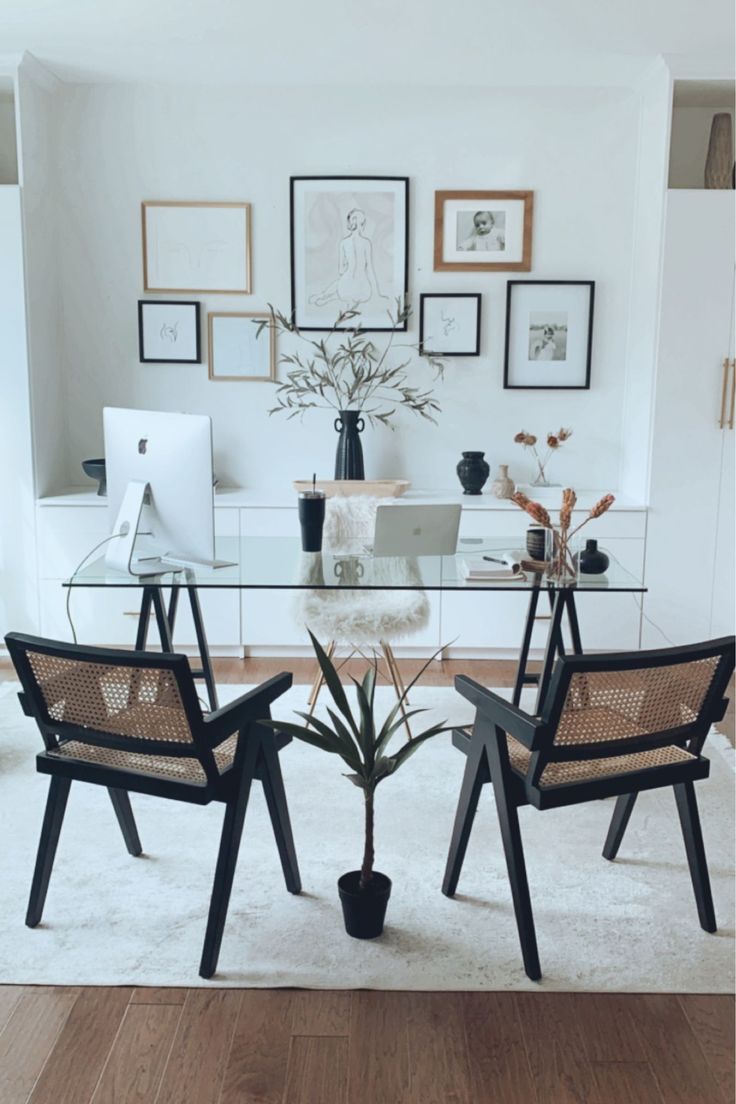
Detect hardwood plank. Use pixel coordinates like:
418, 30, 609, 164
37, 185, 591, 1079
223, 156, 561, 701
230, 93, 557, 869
406, 992, 473, 1104
219, 990, 294, 1104
0, 987, 80, 1104
462, 992, 537, 1104
678, 994, 735, 1103
90, 1003, 182, 1104
27, 987, 132, 1104
282, 1036, 348, 1104
627, 994, 725, 1104
0, 986, 24, 1037
291, 990, 351, 1036
572, 994, 647, 1063
347, 991, 411, 1104
515, 991, 601, 1104
129, 988, 187, 1006
154, 989, 243, 1104
589, 1060, 664, 1103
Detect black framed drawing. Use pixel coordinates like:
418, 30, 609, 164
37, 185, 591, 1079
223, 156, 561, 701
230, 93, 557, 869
419, 293, 481, 356
138, 300, 201, 363
503, 281, 594, 390
290, 176, 409, 332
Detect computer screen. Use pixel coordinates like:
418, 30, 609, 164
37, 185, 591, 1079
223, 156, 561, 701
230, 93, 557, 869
103, 407, 216, 572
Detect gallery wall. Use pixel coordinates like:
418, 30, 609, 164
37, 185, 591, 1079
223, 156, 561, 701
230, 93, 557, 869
47, 82, 642, 496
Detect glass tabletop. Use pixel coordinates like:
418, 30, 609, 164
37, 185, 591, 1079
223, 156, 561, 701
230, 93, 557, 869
67, 535, 646, 592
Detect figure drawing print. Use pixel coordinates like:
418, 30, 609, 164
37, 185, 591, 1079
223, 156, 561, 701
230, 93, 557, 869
308, 207, 389, 312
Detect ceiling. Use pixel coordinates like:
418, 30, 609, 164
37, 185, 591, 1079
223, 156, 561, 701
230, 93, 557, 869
0, 0, 733, 85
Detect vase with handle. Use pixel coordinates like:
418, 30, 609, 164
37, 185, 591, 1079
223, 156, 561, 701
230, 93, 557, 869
334, 410, 365, 480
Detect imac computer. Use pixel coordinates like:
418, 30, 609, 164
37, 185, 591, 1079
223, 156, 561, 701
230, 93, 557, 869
103, 407, 230, 575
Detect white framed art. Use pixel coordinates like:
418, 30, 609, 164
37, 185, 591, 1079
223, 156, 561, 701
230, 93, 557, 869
142, 200, 252, 294
137, 300, 201, 363
290, 176, 409, 331
208, 312, 275, 381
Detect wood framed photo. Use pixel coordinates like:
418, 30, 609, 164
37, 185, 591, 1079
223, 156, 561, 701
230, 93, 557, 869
142, 200, 252, 294
419, 293, 481, 356
137, 300, 201, 363
434, 190, 533, 272
207, 311, 276, 381
290, 176, 409, 331
504, 280, 594, 390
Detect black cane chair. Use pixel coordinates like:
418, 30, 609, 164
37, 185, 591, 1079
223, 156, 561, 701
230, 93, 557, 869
442, 637, 735, 981
5, 632, 301, 979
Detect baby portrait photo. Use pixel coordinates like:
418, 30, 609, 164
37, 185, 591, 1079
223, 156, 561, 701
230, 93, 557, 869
456, 210, 506, 252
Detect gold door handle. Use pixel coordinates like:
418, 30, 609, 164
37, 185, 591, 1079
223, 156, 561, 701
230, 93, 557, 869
720, 357, 730, 428
729, 358, 735, 430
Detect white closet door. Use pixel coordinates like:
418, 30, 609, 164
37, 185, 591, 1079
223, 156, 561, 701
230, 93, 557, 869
643, 192, 735, 646
710, 283, 735, 638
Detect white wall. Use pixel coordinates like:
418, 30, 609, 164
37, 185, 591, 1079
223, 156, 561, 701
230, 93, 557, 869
51, 82, 641, 494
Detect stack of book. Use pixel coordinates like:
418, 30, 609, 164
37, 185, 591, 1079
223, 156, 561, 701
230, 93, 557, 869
459, 553, 524, 581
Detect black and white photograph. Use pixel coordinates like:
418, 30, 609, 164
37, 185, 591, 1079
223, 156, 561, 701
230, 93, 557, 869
504, 281, 594, 389
528, 311, 568, 360
207, 311, 276, 381
419, 293, 481, 356
137, 300, 201, 363
456, 210, 506, 252
434, 190, 533, 271
290, 176, 409, 331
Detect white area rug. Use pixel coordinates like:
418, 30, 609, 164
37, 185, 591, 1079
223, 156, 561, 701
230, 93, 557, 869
0, 680, 733, 991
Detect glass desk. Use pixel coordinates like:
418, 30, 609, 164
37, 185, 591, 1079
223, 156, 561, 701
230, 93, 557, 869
67, 535, 646, 711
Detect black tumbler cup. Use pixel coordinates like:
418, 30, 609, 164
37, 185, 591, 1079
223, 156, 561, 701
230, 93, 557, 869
298, 491, 326, 551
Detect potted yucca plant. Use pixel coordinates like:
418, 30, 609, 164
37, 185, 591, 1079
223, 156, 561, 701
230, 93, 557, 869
269, 632, 450, 938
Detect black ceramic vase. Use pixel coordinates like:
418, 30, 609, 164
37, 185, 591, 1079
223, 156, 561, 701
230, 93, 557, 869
334, 410, 365, 480
337, 870, 392, 939
579, 538, 609, 574
456, 451, 490, 495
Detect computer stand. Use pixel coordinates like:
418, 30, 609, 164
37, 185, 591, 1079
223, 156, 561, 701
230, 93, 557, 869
133, 582, 219, 711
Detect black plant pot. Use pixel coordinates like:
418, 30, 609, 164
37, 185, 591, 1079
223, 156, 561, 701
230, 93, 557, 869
456, 451, 490, 495
334, 410, 365, 480
337, 870, 392, 938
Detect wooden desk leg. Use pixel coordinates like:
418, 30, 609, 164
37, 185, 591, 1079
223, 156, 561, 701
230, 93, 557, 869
150, 588, 174, 652
513, 581, 542, 706
134, 588, 154, 650
188, 586, 219, 711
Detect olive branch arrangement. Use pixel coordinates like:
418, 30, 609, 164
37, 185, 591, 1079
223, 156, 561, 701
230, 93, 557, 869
255, 301, 444, 429
513, 427, 572, 485
512, 488, 615, 580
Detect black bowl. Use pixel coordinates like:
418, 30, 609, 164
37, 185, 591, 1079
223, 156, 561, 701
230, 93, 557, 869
82, 458, 106, 496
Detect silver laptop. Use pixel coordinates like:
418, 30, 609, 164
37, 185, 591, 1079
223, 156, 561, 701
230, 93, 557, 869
370, 504, 462, 556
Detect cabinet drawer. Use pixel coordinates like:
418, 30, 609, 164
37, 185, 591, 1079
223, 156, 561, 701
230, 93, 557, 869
40, 581, 240, 647
458, 508, 646, 543
38, 506, 239, 579
241, 507, 296, 538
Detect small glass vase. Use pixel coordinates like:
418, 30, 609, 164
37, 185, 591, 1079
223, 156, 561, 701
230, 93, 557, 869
545, 531, 580, 587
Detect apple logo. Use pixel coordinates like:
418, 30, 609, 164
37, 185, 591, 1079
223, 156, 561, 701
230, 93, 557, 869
138, 438, 148, 455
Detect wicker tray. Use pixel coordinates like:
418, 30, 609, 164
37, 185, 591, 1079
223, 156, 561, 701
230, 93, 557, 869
292, 479, 411, 498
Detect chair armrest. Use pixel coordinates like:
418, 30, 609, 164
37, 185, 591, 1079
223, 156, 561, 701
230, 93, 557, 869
454, 675, 543, 750
203, 672, 293, 744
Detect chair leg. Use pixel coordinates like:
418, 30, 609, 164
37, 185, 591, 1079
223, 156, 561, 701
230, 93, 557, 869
485, 728, 541, 981
26, 777, 71, 928
602, 792, 638, 861
199, 740, 259, 979
108, 788, 142, 857
259, 738, 302, 894
442, 737, 489, 897
674, 782, 716, 933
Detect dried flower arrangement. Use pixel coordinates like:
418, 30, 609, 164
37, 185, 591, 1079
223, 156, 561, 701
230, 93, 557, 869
512, 488, 615, 583
514, 427, 572, 487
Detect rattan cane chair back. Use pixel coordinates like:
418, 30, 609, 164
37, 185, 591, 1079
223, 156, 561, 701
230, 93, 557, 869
6, 635, 222, 787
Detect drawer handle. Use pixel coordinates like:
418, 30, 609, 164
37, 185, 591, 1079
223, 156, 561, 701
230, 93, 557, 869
123, 610, 151, 617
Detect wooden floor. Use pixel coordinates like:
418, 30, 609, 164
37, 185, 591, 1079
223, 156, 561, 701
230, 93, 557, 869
0, 657, 733, 1103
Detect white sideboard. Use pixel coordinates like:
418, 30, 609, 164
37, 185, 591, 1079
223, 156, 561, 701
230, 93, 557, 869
35, 488, 646, 658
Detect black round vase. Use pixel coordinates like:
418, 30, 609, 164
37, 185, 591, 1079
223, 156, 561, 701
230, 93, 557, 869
337, 870, 392, 939
579, 538, 609, 574
456, 451, 490, 495
334, 410, 365, 480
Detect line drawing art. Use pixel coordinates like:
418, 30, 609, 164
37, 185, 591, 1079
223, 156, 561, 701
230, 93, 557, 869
308, 208, 390, 311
